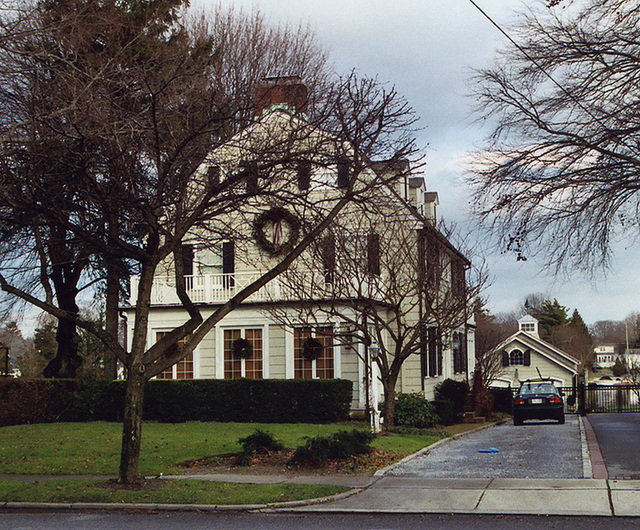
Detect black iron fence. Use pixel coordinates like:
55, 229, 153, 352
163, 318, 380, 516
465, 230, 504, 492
494, 383, 640, 415
582, 383, 640, 414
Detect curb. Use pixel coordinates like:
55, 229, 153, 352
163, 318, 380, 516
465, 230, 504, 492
0, 488, 363, 513
374, 419, 508, 477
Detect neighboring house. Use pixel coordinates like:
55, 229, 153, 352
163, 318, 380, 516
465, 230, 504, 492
594, 345, 618, 369
121, 77, 474, 414
624, 349, 640, 369
490, 315, 579, 389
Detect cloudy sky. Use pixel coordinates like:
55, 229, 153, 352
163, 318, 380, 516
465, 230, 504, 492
198, 0, 640, 325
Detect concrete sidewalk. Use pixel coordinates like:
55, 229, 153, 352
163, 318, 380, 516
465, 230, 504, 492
284, 477, 640, 517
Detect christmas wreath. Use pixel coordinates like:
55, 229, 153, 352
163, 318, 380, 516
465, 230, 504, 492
302, 337, 323, 361
253, 207, 300, 256
232, 338, 253, 359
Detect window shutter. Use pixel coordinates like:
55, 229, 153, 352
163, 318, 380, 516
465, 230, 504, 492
524, 349, 531, 366
207, 165, 220, 187
297, 160, 311, 191
182, 244, 194, 276
337, 160, 350, 189
501, 350, 509, 367
453, 339, 460, 374
321, 235, 336, 284
222, 241, 235, 287
428, 327, 437, 377
242, 161, 259, 194
366, 232, 381, 276
462, 332, 468, 373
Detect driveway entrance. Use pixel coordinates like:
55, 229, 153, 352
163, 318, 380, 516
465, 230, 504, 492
386, 417, 584, 479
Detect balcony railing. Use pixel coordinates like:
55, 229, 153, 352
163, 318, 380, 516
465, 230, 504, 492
129, 271, 386, 306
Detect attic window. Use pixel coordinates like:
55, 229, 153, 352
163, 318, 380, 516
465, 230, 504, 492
521, 323, 535, 333
509, 349, 524, 365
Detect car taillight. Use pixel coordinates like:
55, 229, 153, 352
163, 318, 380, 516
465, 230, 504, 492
549, 396, 562, 404
514, 398, 525, 405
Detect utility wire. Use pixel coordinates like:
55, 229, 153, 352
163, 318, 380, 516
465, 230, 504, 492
465, 0, 615, 130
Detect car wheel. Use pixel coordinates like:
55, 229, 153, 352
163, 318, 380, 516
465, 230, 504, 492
558, 414, 565, 425
513, 415, 523, 426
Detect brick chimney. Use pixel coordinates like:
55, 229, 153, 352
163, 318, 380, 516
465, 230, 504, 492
254, 76, 308, 117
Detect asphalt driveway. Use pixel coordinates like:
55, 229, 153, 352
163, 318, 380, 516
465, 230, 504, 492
386, 416, 584, 479
587, 413, 640, 479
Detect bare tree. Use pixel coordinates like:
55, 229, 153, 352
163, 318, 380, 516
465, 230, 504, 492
0, 1, 335, 379
469, 0, 640, 274
0, 0, 420, 483
267, 193, 483, 430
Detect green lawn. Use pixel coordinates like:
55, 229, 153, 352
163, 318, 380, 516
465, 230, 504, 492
0, 479, 347, 505
0, 421, 447, 476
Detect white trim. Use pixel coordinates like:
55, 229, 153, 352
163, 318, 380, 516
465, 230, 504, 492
333, 323, 342, 379
215, 325, 224, 379
263, 324, 270, 378
285, 327, 295, 379
357, 340, 365, 408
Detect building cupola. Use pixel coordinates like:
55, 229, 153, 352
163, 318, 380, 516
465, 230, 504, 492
518, 315, 539, 338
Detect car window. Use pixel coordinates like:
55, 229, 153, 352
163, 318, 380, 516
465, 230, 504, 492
519, 383, 558, 395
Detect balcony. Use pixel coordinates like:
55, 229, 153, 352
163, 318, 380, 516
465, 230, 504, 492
129, 271, 386, 306
130, 272, 284, 306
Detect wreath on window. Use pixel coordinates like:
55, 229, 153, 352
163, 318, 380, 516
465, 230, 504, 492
302, 337, 324, 361
253, 207, 300, 256
232, 338, 253, 359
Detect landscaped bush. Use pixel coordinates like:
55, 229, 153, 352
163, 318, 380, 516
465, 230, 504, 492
236, 429, 285, 466
0, 377, 353, 426
432, 399, 456, 426
0, 378, 79, 426
394, 392, 439, 428
435, 379, 469, 418
288, 429, 375, 467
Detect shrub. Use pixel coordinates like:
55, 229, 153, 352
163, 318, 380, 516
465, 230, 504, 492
288, 429, 375, 467
0, 378, 353, 426
236, 429, 285, 466
432, 399, 456, 426
394, 392, 439, 428
435, 379, 469, 418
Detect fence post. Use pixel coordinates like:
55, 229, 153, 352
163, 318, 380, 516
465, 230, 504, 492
578, 373, 586, 417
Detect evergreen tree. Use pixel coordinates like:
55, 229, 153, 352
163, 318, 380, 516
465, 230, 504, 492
538, 299, 568, 340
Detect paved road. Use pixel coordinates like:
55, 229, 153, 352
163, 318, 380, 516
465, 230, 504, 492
2, 512, 640, 529
387, 416, 584, 478
588, 413, 640, 479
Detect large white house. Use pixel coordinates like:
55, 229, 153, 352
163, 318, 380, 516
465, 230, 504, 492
121, 77, 475, 415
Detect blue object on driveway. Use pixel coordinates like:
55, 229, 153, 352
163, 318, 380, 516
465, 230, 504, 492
478, 448, 501, 453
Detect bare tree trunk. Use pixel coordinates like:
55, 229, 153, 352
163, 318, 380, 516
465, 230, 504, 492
119, 367, 145, 484
382, 368, 400, 432
43, 287, 82, 378
105, 259, 120, 381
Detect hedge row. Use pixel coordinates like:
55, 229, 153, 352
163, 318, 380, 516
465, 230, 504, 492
0, 378, 353, 426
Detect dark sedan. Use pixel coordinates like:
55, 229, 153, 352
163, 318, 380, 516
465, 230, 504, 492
513, 380, 565, 425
